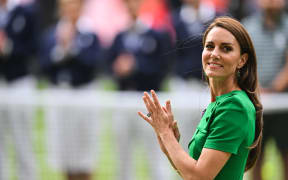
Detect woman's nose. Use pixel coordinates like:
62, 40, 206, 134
210, 49, 221, 60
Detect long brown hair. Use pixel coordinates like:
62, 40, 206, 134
202, 16, 263, 171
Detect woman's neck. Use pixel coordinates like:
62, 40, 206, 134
209, 77, 240, 102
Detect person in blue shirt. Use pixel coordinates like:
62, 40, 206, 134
39, 5, 102, 87
106, 0, 175, 179
0, 0, 38, 81
170, 0, 217, 90
106, 0, 173, 91
0, 1, 38, 180
39, 0, 103, 180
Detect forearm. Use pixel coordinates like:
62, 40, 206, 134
157, 121, 181, 173
159, 130, 203, 180
166, 152, 183, 177
272, 67, 288, 91
272, 57, 288, 91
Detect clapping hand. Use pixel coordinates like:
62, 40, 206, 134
138, 90, 180, 153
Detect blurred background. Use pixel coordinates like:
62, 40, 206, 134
0, 0, 288, 180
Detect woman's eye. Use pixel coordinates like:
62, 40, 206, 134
223, 46, 232, 52
205, 44, 214, 50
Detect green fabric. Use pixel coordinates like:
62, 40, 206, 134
188, 90, 255, 180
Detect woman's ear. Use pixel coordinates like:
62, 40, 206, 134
238, 53, 248, 69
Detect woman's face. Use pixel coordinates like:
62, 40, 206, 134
202, 27, 246, 82
59, 0, 82, 22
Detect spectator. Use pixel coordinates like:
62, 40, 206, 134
107, 0, 172, 92
227, 0, 258, 21
170, 0, 217, 91
138, 0, 174, 36
0, 0, 38, 180
209, 0, 230, 14
81, 0, 130, 47
242, 0, 288, 179
106, 0, 174, 179
39, 0, 103, 179
167, 0, 182, 10
37, 0, 57, 33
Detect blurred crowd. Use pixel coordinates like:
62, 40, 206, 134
0, 0, 288, 180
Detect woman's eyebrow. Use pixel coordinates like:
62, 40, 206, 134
205, 41, 233, 46
221, 42, 233, 46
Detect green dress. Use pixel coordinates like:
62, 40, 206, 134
188, 90, 255, 180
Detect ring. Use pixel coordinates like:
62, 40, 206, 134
147, 112, 152, 117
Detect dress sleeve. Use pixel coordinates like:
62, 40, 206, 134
204, 97, 248, 154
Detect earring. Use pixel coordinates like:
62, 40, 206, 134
237, 69, 241, 78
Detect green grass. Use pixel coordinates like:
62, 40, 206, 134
244, 139, 285, 180
34, 107, 64, 180
93, 110, 117, 180
261, 139, 284, 180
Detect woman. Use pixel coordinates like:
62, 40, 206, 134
138, 16, 263, 179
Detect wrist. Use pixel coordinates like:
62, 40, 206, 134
159, 129, 175, 141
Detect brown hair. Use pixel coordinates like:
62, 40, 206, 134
202, 16, 263, 171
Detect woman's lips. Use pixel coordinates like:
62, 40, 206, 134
208, 62, 223, 68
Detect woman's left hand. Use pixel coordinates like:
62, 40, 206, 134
157, 120, 180, 154
138, 90, 174, 136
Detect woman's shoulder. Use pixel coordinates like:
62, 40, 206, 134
216, 90, 255, 113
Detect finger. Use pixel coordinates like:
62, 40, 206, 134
166, 100, 172, 114
173, 130, 180, 142
138, 111, 153, 126
166, 100, 174, 123
174, 128, 180, 142
162, 106, 168, 113
172, 121, 180, 142
173, 120, 177, 128
171, 120, 177, 129
144, 92, 156, 110
151, 90, 162, 110
143, 96, 154, 114
143, 91, 158, 112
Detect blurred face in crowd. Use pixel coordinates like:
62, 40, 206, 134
183, 0, 200, 7
59, 0, 83, 22
0, 0, 7, 6
202, 27, 247, 83
124, 0, 142, 20
258, 0, 285, 17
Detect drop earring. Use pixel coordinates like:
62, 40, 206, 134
237, 69, 241, 78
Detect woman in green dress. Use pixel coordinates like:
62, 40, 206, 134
138, 16, 263, 180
